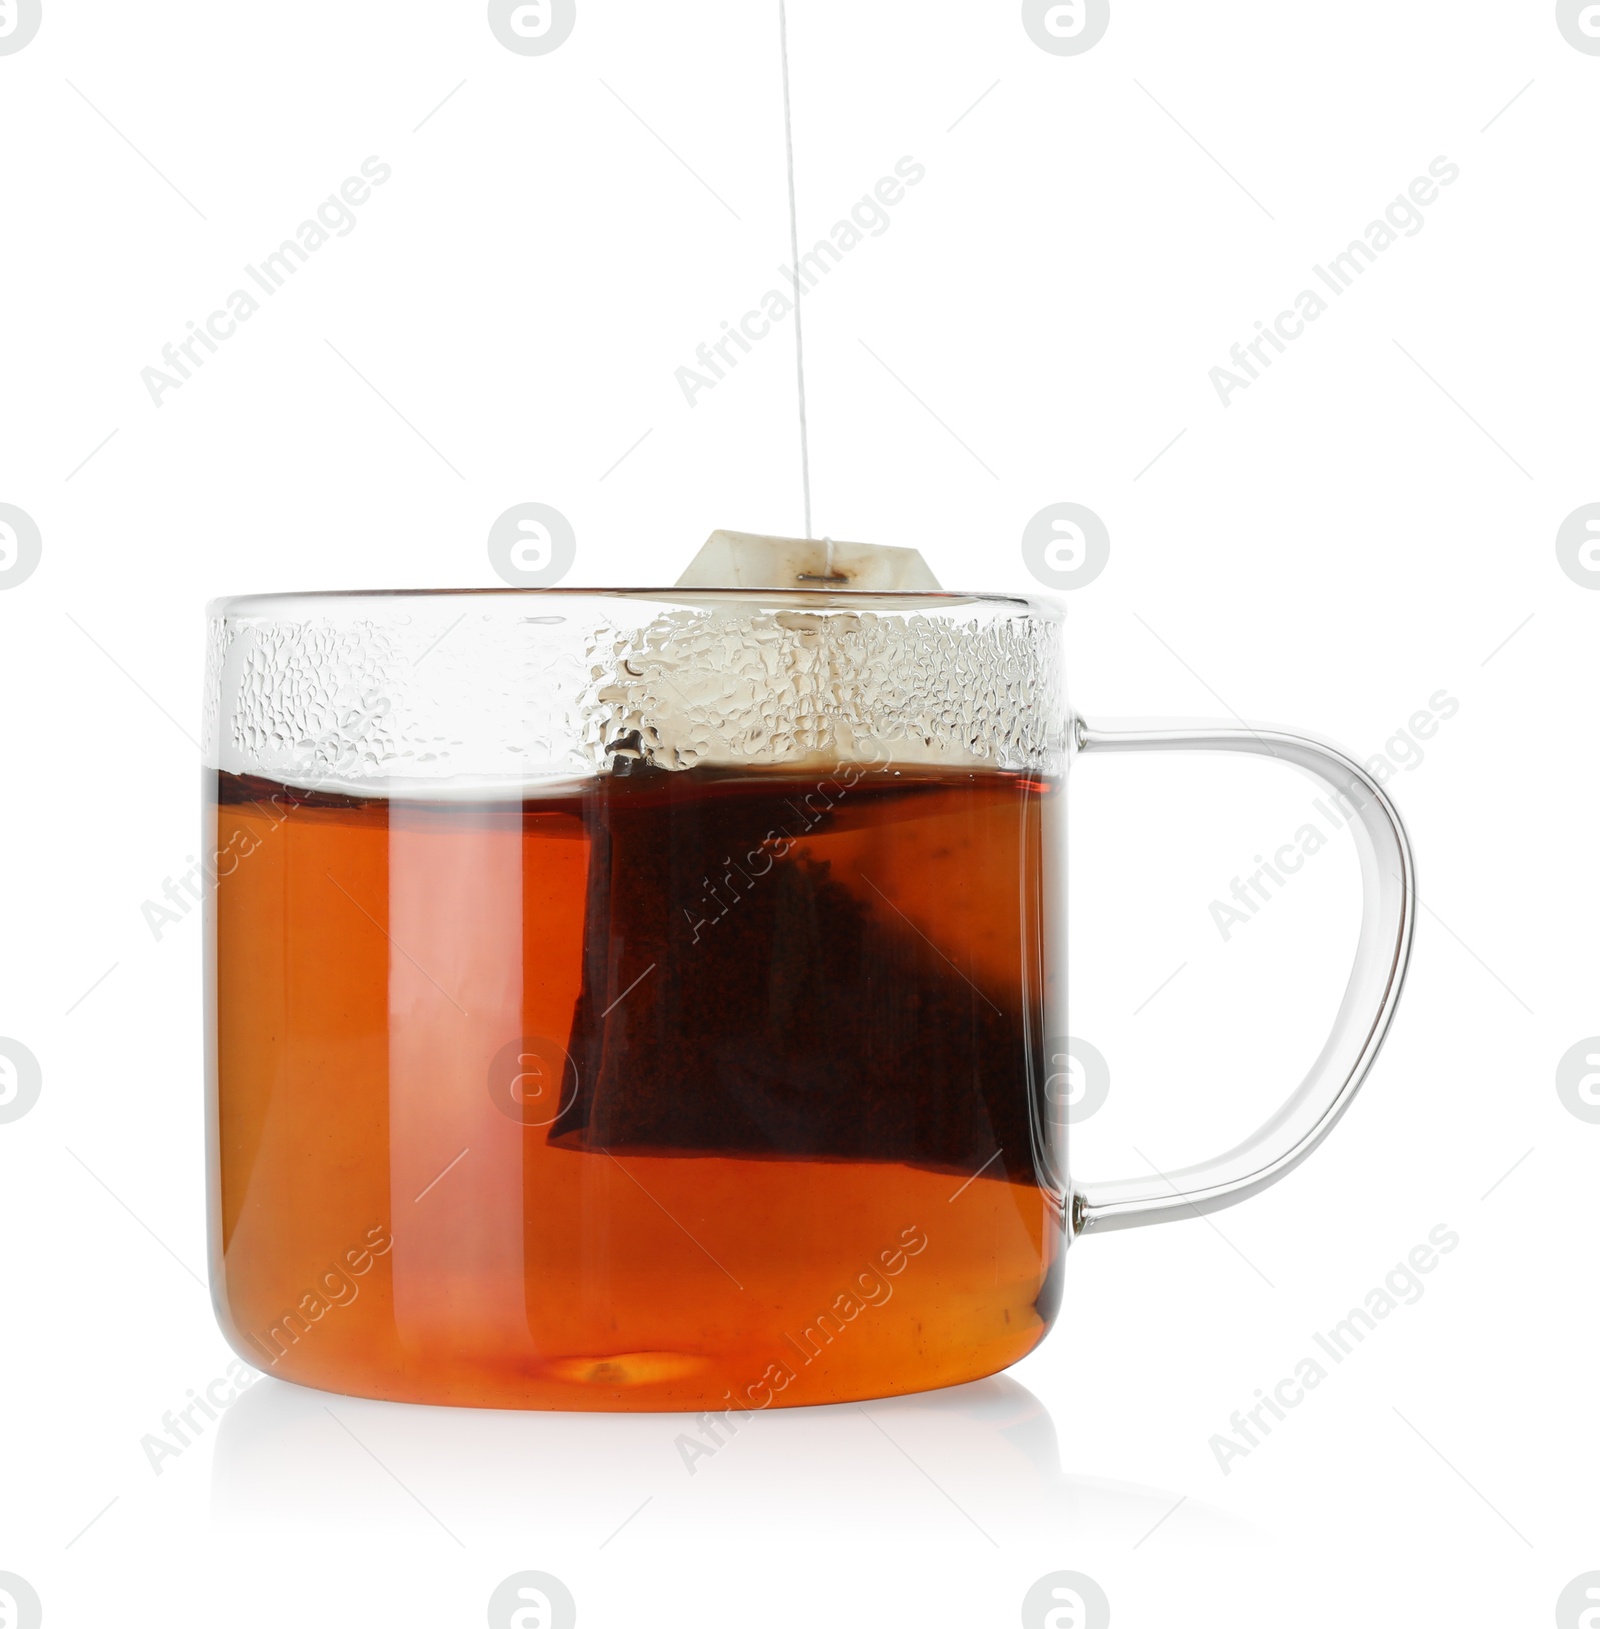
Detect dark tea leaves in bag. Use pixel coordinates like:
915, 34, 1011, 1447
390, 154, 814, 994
550, 764, 1045, 1183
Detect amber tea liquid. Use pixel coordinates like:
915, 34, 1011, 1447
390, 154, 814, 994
208, 761, 1066, 1410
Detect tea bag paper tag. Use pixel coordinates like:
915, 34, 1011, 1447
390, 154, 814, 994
675, 530, 942, 591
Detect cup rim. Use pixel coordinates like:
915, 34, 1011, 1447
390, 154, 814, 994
207, 586, 1064, 618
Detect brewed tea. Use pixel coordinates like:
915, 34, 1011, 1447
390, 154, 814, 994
208, 760, 1066, 1409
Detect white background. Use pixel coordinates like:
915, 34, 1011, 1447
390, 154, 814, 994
1, 2, 1595, 1624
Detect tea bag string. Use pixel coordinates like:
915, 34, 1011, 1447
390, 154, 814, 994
778, 0, 823, 566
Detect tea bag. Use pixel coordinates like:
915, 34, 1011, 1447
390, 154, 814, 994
674, 530, 942, 591
549, 533, 1040, 1181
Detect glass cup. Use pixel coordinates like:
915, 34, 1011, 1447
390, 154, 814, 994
204, 588, 1412, 1410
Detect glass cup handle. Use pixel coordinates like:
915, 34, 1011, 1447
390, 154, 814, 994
1071, 718, 1416, 1235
